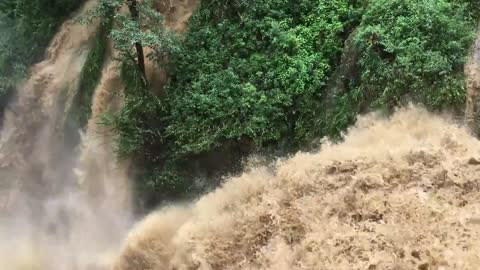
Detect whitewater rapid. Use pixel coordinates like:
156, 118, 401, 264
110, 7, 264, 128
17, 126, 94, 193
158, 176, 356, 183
1, 0, 479, 269
0, 0, 200, 269
114, 106, 480, 270
0, 1, 132, 269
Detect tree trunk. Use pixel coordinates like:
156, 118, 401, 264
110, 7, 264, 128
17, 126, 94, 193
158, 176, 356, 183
127, 0, 147, 85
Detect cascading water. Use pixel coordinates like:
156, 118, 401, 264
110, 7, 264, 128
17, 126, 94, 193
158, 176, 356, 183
113, 106, 480, 270
0, 1, 133, 269
1, 1, 480, 270
0, 0, 200, 269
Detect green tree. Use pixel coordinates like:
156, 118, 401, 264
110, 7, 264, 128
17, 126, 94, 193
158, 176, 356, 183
83, 0, 176, 86
0, 0, 83, 122
104, 0, 359, 204
354, 0, 475, 109
165, 0, 353, 156
97, 0, 479, 206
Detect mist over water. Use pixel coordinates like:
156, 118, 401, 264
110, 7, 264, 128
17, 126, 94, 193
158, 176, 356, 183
1, 0, 480, 269
0, 1, 133, 269
114, 106, 480, 270
0, 0, 203, 268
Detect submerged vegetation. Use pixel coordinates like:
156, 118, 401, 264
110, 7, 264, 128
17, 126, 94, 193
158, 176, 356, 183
0, 0, 479, 206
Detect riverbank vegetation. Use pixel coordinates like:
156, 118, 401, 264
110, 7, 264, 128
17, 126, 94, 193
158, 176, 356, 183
115, 0, 478, 206
0, 0, 478, 207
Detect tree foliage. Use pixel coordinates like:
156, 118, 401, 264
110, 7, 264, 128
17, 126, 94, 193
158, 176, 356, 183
2, 0, 478, 205
165, 0, 354, 156
354, 0, 475, 109
82, 0, 176, 79
106, 0, 359, 203
319, 0, 478, 140
64, 23, 110, 146
0, 0, 83, 77
0, 0, 83, 117
102, 0, 479, 205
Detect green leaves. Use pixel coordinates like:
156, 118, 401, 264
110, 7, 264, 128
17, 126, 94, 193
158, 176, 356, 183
101, 0, 478, 203
165, 0, 351, 155
83, 0, 178, 69
109, 12, 177, 66
64, 24, 109, 147
79, 0, 121, 25
354, 0, 476, 110
0, 0, 83, 113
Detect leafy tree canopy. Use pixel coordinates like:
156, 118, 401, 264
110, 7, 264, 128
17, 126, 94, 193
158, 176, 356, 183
0, 0, 83, 99
354, 0, 475, 109
164, 0, 355, 157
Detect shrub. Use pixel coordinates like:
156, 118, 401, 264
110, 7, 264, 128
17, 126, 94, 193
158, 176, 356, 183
165, 0, 353, 156
354, 0, 475, 109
